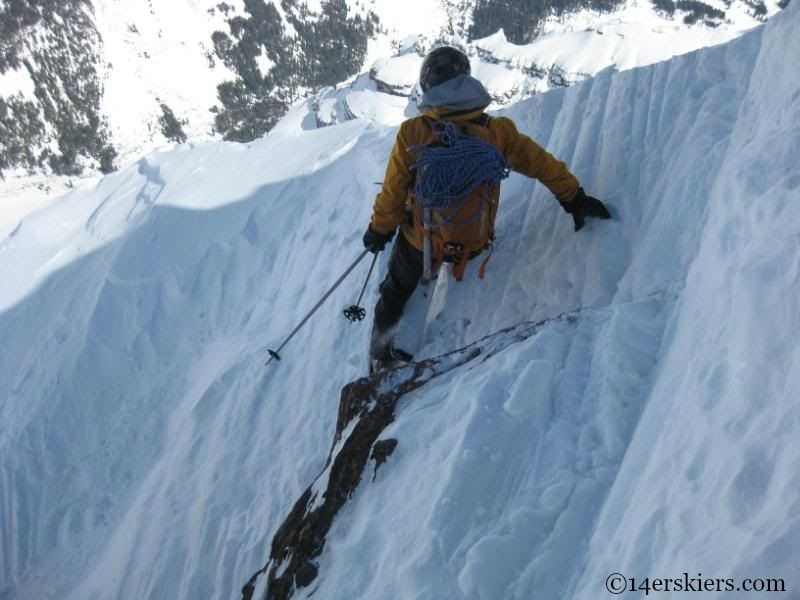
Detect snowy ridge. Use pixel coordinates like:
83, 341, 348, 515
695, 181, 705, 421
1, 3, 799, 599
289, 0, 782, 130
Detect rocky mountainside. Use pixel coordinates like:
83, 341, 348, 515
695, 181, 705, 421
0, 0, 116, 176
283, 0, 782, 131
210, 0, 378, 142
0, 0, 784, 180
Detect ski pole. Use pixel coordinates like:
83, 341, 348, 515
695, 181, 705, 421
343, 251, 379, 322
266, 249, 370, 366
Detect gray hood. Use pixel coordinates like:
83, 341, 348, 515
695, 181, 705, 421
417, 74, 492, 114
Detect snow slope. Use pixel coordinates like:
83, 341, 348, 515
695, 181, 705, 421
1, 3, 799, 600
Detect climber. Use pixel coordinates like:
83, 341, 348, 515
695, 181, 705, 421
363, 46, 611, 371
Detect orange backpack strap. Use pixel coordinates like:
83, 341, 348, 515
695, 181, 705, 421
477, 241, 494, 279
452, 252, 469, 281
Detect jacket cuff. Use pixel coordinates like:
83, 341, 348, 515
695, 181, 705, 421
370, 218, 397, 236
558, 187, 586, 214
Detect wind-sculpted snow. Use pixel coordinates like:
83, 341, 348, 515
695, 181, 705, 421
1, 3, 799, 599
244, 311, 600, 599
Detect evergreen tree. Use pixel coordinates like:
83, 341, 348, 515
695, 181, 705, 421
469, 0, 624, 44
212, 0, 377, 142
0, 0, 116, 176
158, 103, 188, 144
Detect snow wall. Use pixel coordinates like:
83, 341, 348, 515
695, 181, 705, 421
1, 3, 799, 598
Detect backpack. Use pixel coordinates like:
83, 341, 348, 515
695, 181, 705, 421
409, 116, 509, 281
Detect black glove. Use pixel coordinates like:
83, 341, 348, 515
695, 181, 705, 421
363, 224, 394, 253
559, 188, 612, 232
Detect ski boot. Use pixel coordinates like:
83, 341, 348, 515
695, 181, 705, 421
370, 325, 413, 374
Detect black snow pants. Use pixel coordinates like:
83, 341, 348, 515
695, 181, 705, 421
373, 233, 424, 333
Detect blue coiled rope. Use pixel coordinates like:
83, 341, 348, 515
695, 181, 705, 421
410, 121, 510, 226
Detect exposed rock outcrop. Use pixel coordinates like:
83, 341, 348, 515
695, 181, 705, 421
242, 312, 580, 600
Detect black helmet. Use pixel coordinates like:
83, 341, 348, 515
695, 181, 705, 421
419, 46, 471, 92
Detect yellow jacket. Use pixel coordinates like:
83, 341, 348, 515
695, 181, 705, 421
371, 108, 580, 250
